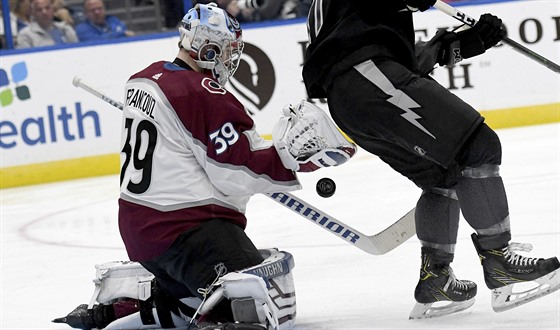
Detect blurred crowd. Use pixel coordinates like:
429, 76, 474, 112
193, 0, 312, 23
1, 0, 475, 50
1, 0, 136, 48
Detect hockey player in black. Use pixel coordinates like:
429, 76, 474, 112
303, 0, 560, 319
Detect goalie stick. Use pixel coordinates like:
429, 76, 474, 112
433, 0, 560, 74
72, 76, 416, 255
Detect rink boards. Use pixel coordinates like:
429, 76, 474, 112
0, 0, 558, 188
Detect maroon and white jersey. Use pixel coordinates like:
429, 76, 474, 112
119, 60, 301, 261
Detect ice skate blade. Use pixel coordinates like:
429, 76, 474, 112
408, 298, 475, 319
492, 268, 560, 313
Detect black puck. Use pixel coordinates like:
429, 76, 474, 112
316, 177, 336, 198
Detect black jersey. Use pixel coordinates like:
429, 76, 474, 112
303, 0, 417, 98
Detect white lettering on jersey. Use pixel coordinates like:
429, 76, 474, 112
209, 122, 239, 155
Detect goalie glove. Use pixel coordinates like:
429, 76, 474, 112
272, 101, 357, 172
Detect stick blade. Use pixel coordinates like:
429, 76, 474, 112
359, 208, 416, 255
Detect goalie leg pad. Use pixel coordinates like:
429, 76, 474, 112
92, 261, 155, 306
221, 272, 278, 328
199, 249, 297, 330
243, 249, 296, 329
84, 261, 199, 329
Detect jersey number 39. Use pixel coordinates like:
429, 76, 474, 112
120, 118, 157, 194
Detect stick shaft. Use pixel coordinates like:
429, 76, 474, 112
267, 192, 416, 255
73, 76, 124, 110
433, 0, 560, 73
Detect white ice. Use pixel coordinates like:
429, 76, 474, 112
1, 123, 559, 329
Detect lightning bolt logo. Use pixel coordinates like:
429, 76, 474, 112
354, 60, 436, 139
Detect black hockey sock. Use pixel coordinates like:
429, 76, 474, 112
415, 188, 460, 251
455, 173, 509, 231
474, 231, 511, 250
421, 246, 455, 268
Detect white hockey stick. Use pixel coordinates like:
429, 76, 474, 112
72, 76, 416, 255
268, 192, 415, 254
433, 0, 560, 74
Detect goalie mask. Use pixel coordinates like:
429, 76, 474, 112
179, 3, 244, 86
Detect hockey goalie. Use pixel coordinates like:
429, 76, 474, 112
52, 96, 356, 330
54, 3, 356, 329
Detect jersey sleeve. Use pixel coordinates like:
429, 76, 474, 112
171, 76, 301, 196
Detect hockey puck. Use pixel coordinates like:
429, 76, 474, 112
316, 178, 336, 198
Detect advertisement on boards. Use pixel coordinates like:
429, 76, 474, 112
1, 0, 558, 187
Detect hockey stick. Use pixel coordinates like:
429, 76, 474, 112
433, 0, 560, 74
72, 76, 416, 255
268, 192, 415, 255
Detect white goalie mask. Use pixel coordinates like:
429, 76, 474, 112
179, 3, 244, 86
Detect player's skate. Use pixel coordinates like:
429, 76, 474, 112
409, 247, 477, 319
471, 233, 560, 312
52, 303, 115, 330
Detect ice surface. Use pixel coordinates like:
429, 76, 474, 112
1, 123, 559, 329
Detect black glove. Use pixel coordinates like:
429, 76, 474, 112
405, 0, 436, 12
453, 13, 506, 59
471, 13, 506, 49
416, 29, 460, 73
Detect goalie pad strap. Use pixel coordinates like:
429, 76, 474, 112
152, 281, 199, 328
139, 299, 156, 325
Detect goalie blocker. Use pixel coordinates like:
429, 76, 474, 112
53, 249, 296, 330
273, 100, 357, 172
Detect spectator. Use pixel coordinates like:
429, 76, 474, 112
53, 0, 74, 26
195, 0, 310, 22
75, 0, 134, 42
10, 0, 31, 31
16, 0, 78, 48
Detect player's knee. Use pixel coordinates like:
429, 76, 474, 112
459, 123, 502, 167
409, 164, 462, 190
412, 124, 502, 189
422, 187, 457, 199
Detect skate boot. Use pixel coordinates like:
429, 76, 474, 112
472, 233, 560, 312
409, 247, 477, 319
52, 303, 116, 330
